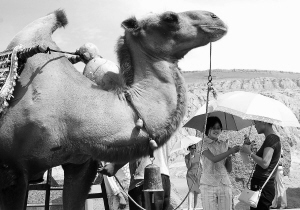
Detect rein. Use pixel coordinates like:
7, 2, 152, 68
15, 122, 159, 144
124, 90, 157, 157
44, 47, 79, 56
174, 42, 214, 210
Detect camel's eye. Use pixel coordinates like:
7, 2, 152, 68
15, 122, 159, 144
210, 13, 218, 19
162, 12, 179, 23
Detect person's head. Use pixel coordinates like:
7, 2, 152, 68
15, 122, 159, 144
253, 120, 273, 135
205, 116, 222, 140
78, 42, 101, 63
187, 144, 197, 153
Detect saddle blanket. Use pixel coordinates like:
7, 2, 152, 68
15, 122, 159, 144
0, 45, 23, 114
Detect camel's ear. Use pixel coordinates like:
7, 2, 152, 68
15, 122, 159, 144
121, 17, 141, 35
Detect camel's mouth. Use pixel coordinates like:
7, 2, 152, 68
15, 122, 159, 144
201, 25, 228, 42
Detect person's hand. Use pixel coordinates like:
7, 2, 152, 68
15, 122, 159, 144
244, 135, 251, 145
241, 144, 252, 155
117, 192, 127, 209
229, 145, 240, 154
251, 141, 257, 152
98, 163, 118, 177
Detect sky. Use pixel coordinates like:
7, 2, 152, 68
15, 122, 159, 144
0, 0, 299, 72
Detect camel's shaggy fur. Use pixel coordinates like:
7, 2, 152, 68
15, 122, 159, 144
116, 37, 135, 87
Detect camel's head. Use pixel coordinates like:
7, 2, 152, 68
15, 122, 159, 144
121, 10, 227, 60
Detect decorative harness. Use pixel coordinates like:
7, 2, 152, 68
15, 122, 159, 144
0, 45, 80, 114
0, 45, 23, 114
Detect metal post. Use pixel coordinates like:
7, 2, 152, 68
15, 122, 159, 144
144, 191, 164, 210
101, 181, 110, 210
45, 169, 52, 210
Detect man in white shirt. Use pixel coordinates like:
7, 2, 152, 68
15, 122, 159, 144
100, 143, 170, 210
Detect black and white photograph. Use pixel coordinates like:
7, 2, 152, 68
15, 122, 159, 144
0, 0, 299, 209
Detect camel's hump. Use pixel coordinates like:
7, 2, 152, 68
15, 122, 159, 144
51, 9, 68, 29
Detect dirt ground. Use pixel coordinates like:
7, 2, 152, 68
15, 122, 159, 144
27, 150, 300, 210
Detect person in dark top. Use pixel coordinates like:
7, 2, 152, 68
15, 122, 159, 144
241, 120, 281, 210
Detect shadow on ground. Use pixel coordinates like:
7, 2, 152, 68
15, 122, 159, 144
286, 188, 300, 209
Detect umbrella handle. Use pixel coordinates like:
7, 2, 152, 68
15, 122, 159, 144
243, 124, 253, 144
228, 146, 235, 157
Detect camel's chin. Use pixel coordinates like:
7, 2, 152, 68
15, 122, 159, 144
209, 33, 226, 42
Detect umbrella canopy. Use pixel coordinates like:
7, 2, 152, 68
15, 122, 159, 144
213, 91, 300, 127
170, 135, 202, 154
184, 100, 253, 132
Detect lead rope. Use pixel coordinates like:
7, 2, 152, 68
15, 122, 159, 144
114, 175, 146, 210
173, 42, 213, 210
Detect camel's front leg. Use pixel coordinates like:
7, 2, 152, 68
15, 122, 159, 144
0, 170, 28, 210
62, 159, 98, 210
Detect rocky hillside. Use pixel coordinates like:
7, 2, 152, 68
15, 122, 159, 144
169, 69, 300, 196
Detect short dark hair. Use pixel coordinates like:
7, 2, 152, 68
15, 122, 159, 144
205, 116, 223, 136
187, 144, 196, 151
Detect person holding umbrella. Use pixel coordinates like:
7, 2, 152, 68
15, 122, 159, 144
184, 90, 299, 209
241, 121, 281, 210
199, 116, 240, 210
185, 144, 201, 210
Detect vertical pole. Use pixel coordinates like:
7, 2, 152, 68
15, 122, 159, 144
23, 188, 29, 210
144, 191, 164, 210
101, 180, 110, 210
45, 169, 52, 210
144, 192, 154, 210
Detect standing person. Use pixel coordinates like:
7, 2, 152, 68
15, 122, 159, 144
271, 155, 287, 209
241, 121, 281, 210
95, 162, 128, 210
185, 144, 201, 210
99, 143, 170, 210
103, 175, 127, 210
200, 116, 240, 210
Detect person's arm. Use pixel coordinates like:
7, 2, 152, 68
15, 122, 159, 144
117, 192, 127, 209
251, 147, 274, 169
105, 176, 121, 195
202, 145, 239, 163
241, 145, 274, 169
185, 154, 192, 169
104, 176, 127, 209
98, 162, 127, 177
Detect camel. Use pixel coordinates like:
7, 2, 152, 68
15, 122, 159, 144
0, 9, 227, 210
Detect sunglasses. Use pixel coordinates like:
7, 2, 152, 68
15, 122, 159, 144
190, 147, 196, 150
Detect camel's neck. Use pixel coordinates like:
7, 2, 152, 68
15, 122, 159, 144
128, 67, 186, 145
117, 37, 187, 146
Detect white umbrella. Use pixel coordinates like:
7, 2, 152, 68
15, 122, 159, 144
170, 135, 202, 154
213, 91, 300, 127
184, 100, 253, 132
